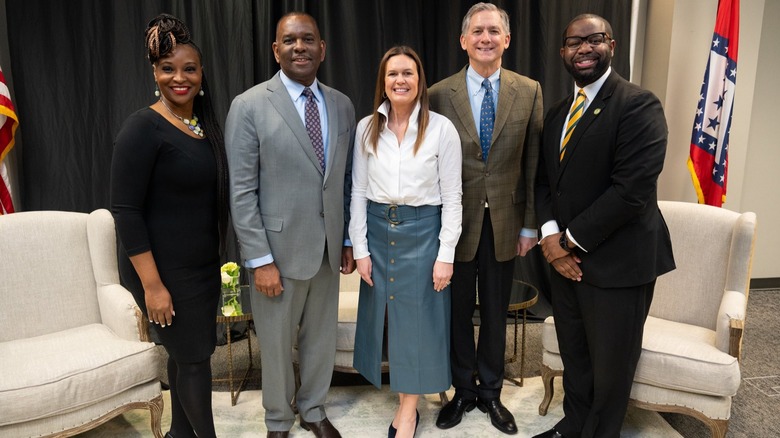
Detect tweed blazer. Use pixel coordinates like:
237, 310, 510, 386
225, 72, 356, 280
430, 67, 542, 262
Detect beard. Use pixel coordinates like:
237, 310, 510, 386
564, 56, 611, 87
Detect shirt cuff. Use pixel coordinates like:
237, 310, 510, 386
519, 227, 538, 238
245, 254, 274, 269
540, 220, 560, 239
565, 229, 587, 252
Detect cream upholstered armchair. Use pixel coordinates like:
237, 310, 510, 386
538, 201, 757, 438
0, 210, 164, 437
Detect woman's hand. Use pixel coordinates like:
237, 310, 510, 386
144, 283, 175, 327
356, 256, 373, 287
433, 261, 453, 292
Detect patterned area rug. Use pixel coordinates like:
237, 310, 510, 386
77, 377, 681, 437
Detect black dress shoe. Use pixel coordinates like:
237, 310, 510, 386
532, 428, 565, 438
300, 417, 341, 438
477, 398, 517, 435
436, 393, 477, 429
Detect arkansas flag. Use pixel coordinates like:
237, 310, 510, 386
1, 65, 19, 215
688, 0, 739, 207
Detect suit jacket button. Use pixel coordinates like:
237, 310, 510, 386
485, 172, 490, 177
320, 212, 325, 217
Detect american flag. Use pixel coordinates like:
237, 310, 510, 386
687, 0, 739, 207
1, 65, 19, 215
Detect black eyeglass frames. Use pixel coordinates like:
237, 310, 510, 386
563, 32, 612, 50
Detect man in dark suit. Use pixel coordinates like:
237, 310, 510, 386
429, 3, 543, 435
532, 14, 675, 438
225, 13, 355, 438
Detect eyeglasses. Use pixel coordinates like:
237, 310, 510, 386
563, 32, 612, 50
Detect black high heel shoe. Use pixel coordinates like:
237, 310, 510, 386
388, 410, 420, 438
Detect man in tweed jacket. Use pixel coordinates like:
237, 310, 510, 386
429, 2, 542, 435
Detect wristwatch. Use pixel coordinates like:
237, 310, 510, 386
559, 231, 573, 252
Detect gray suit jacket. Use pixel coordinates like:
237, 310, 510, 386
430, 67, 543, 262
225, 72, 356, 279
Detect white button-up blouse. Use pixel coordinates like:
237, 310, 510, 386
349, 100, 463, 263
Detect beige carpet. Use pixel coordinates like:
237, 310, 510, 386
77, 377, 681, 437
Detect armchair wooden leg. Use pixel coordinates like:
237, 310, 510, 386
538, 363, 561, 416
149, 393, 164, 438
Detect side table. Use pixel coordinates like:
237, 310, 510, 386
505, 280, 539, 387
212, 313, 255, 406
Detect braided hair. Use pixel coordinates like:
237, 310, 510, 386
144, 14, 230, 252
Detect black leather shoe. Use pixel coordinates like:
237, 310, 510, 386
477, 398, 517, 435
436, 393, 477, 429
532, 428, 565, 438
300, 417, 341, 438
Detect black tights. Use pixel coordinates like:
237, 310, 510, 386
167, 356, 216, 438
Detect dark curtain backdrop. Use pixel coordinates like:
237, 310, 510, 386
5, 1, 630, 309
5, 0, 630, 212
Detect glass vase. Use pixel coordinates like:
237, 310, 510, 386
221, 287, 243, 317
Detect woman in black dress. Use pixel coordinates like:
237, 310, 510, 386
110, 14, 228, 438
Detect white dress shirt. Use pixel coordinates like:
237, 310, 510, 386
350, 100, 463, 263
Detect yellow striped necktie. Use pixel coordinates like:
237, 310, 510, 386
560, 89, 587, 161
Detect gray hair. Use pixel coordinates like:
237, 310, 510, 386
461, 2, 511, 36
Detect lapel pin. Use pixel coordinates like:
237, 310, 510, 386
594, 108, 602, 115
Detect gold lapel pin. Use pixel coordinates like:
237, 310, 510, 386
594, 108, 602, 115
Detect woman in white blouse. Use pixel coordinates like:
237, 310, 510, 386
349, 45, 463, 438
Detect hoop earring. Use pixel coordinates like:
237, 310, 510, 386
199, 89, 205, 96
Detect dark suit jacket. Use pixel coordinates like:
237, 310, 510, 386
430, 67, 543, 262
535, 70, 675, 288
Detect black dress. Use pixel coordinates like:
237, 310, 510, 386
111, 107, 219, 363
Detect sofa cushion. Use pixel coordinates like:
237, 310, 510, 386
542, 316, 740, 397
336, 291, 359, 352
0, 324, 159, 425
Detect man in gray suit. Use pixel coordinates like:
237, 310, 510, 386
225, 12, 356, 438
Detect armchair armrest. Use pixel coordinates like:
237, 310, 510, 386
715, 290, 746, 356
97, 283, 146, 342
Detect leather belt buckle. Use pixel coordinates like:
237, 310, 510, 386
386, 204, 401, 225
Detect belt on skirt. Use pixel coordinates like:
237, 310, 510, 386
367, 201, 441, 225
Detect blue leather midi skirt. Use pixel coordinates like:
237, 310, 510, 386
353, 202, 452, 394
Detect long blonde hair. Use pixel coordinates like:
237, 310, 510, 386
362, 45, 429, 156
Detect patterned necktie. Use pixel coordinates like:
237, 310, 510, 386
560, 89, 587, 161
302, 87, 325, 171
479, 78, 495, 161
